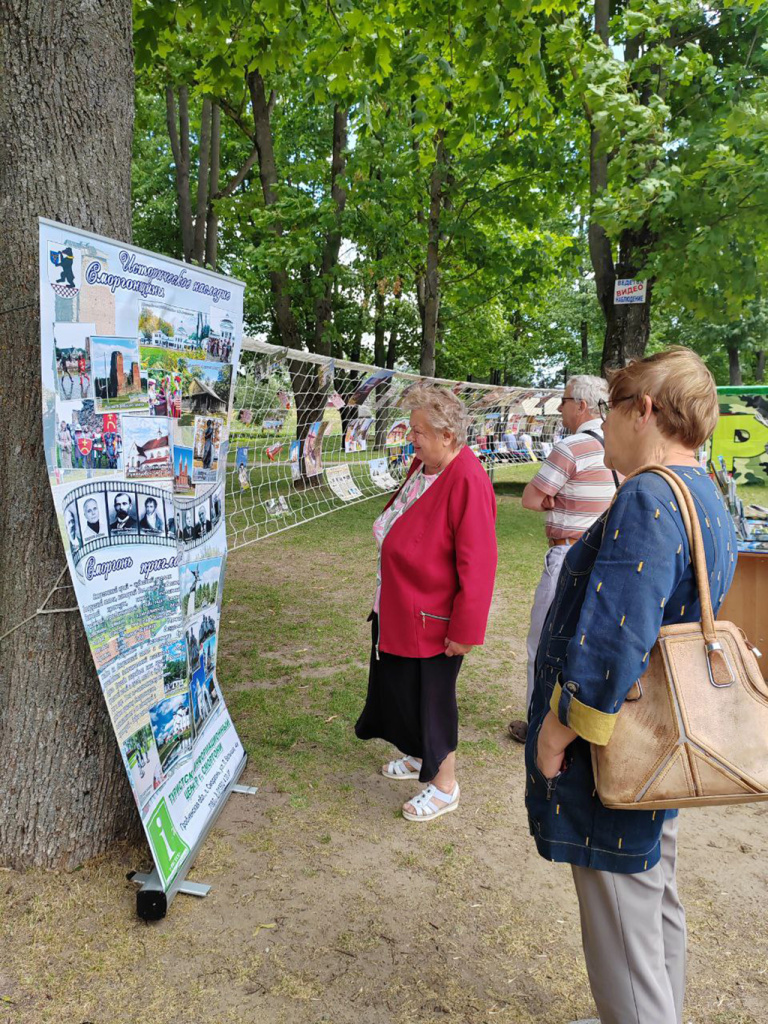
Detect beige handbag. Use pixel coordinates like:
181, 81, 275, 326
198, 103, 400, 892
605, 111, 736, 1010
591, 465, 768, 810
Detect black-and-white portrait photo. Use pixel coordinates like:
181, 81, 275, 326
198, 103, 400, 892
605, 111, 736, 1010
139, 494, 165, 534
109, 490, 139, 534
76, 492, 109, 540
196, 502, 211, 539
65, 506, 82, 555
210, 485, 223, 530
180, 507, 195, 542
164, 495, 176, 538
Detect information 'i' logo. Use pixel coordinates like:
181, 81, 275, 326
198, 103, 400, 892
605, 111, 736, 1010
147, 798, 189, 886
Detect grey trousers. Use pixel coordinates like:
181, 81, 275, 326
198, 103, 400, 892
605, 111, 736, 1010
525, 543, 570, 711
571, 815, 686, 1024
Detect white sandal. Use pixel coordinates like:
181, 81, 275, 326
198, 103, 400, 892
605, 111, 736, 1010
402, 782, 460, 822
381, 756, 422, 780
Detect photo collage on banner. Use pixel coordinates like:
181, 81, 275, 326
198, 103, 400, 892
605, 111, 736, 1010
40, 219, 246, 891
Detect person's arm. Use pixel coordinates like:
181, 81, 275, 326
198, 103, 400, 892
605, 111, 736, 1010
521, 480, 556, 511
445, 471, 498, 653
543, 483, 687, 759
522, 442, 576, 511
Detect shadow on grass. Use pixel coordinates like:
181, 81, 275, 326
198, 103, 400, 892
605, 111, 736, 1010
493, 481, 527, 497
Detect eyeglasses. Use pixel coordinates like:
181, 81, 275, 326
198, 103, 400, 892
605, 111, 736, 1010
598, 396, 635, 421
598, 395, 664, 421
559, 397, 577, 406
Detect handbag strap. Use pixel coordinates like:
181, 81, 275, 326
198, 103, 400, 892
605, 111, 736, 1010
582, 429, 621, 489
618, 464, 717, 643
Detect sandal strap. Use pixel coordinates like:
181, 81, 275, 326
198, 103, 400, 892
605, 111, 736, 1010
387, 757, 420, 776
408, 783, 458, 816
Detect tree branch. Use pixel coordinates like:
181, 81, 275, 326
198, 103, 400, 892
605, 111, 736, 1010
213, 147, 260, 200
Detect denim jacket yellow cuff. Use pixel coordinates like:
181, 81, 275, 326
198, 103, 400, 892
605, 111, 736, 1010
550, 680, 617, 746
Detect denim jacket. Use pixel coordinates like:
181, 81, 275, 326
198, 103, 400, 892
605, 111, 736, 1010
525, 467, 737, 873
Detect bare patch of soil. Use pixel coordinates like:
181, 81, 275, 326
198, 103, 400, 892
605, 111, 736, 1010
2, 500, 766, 1023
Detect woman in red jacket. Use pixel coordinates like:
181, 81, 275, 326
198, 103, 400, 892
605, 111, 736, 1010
355, 382, 498, 822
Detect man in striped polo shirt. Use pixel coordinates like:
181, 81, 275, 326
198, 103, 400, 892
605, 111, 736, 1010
508, 375, 617, 743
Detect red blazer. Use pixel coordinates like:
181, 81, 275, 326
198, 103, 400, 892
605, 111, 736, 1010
378, 446, 498, 657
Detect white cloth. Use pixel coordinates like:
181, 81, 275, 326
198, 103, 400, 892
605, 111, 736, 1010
525, 543, 569, 711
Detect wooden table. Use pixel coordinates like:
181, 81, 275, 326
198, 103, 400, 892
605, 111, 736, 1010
718, 551, 768, 679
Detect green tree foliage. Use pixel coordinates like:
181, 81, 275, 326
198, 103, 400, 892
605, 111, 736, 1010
131, 1, 768, 386
548, 0, 768, 371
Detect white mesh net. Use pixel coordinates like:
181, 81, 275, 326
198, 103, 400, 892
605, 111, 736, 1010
226, 338, 564, 551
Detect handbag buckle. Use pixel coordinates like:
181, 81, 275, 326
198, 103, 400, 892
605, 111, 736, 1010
625, 680, 643, 701
706, 641, 735, 688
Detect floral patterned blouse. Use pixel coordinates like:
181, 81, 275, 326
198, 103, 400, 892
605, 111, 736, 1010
372, 467, 439, 613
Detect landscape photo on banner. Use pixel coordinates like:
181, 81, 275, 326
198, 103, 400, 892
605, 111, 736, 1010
39, 218, 246, 892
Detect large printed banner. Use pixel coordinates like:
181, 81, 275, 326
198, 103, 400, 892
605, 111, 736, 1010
39, 219, 245, 890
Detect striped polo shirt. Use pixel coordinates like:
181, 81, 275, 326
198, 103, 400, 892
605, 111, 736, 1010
532, 419, 618, 539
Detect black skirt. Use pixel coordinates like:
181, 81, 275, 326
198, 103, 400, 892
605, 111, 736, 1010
354, 613, 462, 783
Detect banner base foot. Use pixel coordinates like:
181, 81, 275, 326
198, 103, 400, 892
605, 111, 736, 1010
233, 783, 258, 795
129, 753, 249, 921
178, 879, 211, 897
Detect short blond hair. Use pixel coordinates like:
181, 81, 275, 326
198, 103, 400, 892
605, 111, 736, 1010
608, 347, 719, 448
399, 381, 470, 445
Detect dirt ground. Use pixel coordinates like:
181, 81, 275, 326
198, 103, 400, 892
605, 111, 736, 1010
2, 496, 767, 1024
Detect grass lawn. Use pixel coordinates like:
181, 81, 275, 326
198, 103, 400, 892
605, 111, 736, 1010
1, 467, 766, 1023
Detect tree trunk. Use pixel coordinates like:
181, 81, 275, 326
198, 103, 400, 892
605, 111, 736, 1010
312, 105, 348, 357
577, 213, 590, 371
588, 0, 617, 378
192, 96, 212, 264
411, 95, 428, 362
0, 0, 139, 869
373, 284, 394, 450
728, 346, 743, 385
588, 0, 657, 375
755, 349, 765, 383
373, 281, 387, 368
386, 287, 402, 370
248, 70, 304, 353
600, 298, 653, 373
205, 104, 221, 269
421, 135, 445, 377
581, 317, 589, 369
166, 85, 194, 262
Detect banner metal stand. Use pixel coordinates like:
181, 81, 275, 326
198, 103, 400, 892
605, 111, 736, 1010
130, 753, 253, 921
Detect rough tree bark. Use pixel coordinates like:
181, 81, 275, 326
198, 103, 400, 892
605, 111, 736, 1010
598, 228, 655, 373
0, 0, 139, 869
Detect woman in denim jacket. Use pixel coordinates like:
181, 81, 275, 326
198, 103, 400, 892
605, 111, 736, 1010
525, 348, 737, 1024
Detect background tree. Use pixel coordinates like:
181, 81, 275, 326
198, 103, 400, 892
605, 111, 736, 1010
132, 1, 768, 387
0, 0, 138, 869
549, 0, 768, 373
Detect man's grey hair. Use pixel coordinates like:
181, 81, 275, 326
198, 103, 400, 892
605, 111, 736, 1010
399, 381, 470, 445
567, 374, 609, 413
